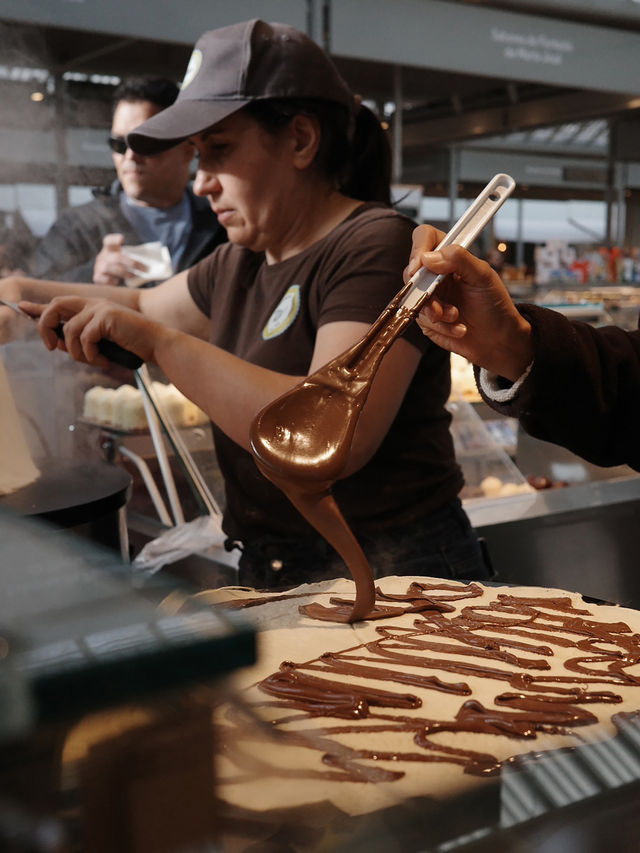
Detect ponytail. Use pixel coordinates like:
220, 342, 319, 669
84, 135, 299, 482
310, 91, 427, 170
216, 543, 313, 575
340, 104, 391, 206
244, 98, 392, 206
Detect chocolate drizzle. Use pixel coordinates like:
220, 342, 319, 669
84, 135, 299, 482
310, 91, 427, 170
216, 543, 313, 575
218, 582, 640, 789
249, 292, 419, 623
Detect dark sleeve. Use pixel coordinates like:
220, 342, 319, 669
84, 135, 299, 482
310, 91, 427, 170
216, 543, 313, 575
316, 209, 428, 353
186, 246, 223, 317
476, 303, 640, 470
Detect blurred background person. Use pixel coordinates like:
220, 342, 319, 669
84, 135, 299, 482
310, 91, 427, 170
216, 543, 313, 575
20, 76, 226, 285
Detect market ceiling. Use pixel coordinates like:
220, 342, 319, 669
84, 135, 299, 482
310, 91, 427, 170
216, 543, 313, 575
3, 19, 637, 140
1, 1, 639, 185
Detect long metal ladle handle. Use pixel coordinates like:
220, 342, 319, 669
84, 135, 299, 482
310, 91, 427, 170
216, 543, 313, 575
400, 173, 516, 314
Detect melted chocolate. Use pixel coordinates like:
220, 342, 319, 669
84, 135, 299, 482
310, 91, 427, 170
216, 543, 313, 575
250, 285, 418, 623
218, 583, 640, 788
216, 592, 312, 610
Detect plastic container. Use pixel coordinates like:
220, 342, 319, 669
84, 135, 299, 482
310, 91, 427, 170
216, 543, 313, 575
447, 399, 533, 502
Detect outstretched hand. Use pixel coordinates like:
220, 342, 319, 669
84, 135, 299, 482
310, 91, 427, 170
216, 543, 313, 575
404, 225, 533, 382
21, 296, 161, 368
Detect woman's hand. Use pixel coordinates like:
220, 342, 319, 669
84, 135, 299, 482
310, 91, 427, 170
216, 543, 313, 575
406, 225, 533, 382
21, 295, 165, 368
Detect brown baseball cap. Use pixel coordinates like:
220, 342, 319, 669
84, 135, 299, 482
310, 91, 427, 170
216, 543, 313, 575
127, 19, 354, 155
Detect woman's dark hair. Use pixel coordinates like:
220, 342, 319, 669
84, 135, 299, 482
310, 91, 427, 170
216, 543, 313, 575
243, 99, 392, 205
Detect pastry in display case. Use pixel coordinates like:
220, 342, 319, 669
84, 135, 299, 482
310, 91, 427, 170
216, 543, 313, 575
82, 381, 209, 432
74, 367, 227, 555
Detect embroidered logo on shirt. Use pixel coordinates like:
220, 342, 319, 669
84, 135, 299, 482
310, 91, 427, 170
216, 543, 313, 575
262, 285, 300, 340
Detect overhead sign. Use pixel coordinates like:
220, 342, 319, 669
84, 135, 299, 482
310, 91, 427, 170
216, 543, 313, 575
2, 1, 639, 96
332, 0, 640, 95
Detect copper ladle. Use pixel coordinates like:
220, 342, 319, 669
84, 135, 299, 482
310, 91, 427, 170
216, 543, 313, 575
250, 174, 516, 622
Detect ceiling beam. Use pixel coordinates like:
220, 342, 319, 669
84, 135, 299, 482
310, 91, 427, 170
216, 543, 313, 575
403, 90, 640, 151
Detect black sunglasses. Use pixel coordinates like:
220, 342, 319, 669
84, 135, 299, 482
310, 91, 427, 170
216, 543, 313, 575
108, 135, 128, 155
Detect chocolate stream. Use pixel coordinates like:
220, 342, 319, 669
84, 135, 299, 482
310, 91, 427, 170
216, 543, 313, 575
249, 284, 418, 623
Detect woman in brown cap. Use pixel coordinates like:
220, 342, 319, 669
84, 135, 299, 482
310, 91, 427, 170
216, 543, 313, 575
0, 20, 489, 590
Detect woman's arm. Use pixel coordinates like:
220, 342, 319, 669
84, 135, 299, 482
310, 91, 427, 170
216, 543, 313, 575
0, 269, 207, 342
0, 273, 141, 305
28, 292, 420, 465
153, 318, 420, 466
19, 214, 423, 468
0, 273, 140, 343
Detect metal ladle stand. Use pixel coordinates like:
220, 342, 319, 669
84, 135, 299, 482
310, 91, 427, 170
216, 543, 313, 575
132, 364, 223, 527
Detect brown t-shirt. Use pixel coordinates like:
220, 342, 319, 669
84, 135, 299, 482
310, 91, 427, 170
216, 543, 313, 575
188, 203, 463, 542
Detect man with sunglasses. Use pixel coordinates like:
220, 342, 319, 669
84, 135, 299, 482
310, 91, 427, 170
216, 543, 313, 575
23, 77, 226, 284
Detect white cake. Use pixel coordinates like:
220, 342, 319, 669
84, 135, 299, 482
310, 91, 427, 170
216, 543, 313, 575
199, 576, 640, 827
82, 382, 208, 431
450, 353, 481, 402
0, 355, 39, 495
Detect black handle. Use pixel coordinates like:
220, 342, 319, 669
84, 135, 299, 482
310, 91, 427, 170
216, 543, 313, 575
54, 324, 143, 369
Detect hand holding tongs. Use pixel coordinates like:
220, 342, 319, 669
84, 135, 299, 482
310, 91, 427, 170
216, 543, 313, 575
0, 297, 143, 369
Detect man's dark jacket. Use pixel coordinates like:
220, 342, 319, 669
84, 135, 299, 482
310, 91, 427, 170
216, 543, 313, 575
24, 181, 226, 283
476, 303, 640, 472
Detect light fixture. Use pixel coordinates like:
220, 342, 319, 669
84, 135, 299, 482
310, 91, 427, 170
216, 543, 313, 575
30, 91, 44, 102
497, 242, 507, 253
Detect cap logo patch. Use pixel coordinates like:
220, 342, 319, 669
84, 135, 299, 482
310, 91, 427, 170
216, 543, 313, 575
181, 49, 203, 90
262, 285, 300, 340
